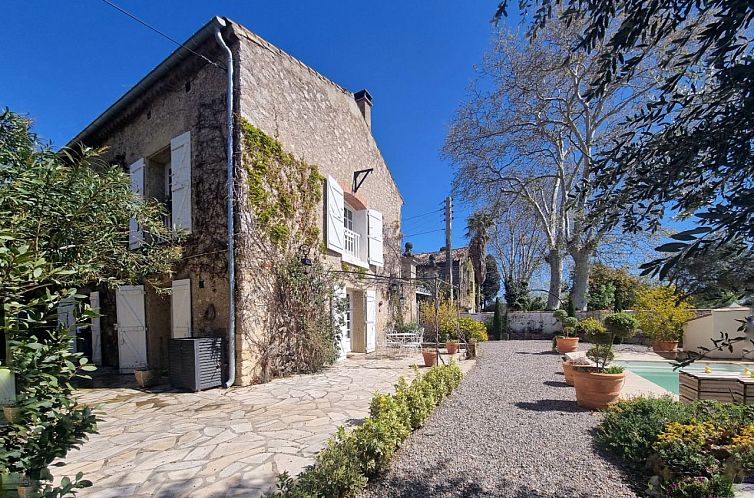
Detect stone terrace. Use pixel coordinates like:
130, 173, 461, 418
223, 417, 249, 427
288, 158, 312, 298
52, 352, 474, 498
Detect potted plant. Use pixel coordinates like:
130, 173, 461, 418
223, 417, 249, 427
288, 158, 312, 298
3, 403, 22, 424
572, 312, 638, 410
134, 366, 160, 388
553, 310, 580, 353
563, 355, 592, 386
634, 286, 694, 357
446, 339, 459, 355
421, 348, 438, 367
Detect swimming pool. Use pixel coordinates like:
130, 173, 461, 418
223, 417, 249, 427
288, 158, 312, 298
614, 360, 754, 394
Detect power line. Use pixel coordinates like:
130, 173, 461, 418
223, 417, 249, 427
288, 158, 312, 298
403, 228, 444, 238
98, 0, 224, 69
402, 208, 443, 222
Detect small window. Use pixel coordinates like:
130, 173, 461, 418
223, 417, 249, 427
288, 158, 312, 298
344, 206, 354, 231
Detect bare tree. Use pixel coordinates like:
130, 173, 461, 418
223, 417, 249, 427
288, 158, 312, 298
445, 19, 661, 310
489, 201, 547, 293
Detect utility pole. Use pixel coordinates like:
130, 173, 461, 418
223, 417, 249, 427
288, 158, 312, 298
445, 196, 453, 306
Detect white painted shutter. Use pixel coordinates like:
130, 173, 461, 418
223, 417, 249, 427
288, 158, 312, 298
326, 176, 345, 254
171, 279, 192, 339
57, 296, 76, 352
171, 131, 192, 233
129, 158, 145, 250
367, 209, 384, 267
115, 285, 147, 373
365, 289, 376, 353
334, 286, 349, 358
90, 291, 102, 366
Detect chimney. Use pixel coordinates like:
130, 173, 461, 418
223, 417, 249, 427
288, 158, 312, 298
354, 89, 373, 130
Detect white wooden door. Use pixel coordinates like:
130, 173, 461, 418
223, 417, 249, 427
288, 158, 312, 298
57, 296, 76, 352
365, 289, 376, 353
116, 285, 147, 374
171, 279, 192, 339
90, 291, 102, 366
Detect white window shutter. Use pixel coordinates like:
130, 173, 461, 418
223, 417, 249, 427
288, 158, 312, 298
367, 209, 384, 267
170, 131, 192, 233
129, 159, 145, 250
326, 176, 345, 254
171, 279, 192, 339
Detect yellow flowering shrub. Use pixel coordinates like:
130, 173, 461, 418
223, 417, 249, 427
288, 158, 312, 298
731, 424, 754, 450
654, 421, 723, 448
634, 286, 695, 341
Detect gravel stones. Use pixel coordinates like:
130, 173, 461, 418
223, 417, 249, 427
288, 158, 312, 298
362, 340, 640, 498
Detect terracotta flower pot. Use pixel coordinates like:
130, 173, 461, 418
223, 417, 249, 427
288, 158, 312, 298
652, 340, 679, 352
134, 368, 159, 388
573, 369, 625, 410
556, 336, 580, 354
562, 361, 575, 386
422, 350, 438, 367
3, 406, 21, 424
446, 342, 459, 354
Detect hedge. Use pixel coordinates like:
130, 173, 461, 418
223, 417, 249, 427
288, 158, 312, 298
268, 362, 464, 498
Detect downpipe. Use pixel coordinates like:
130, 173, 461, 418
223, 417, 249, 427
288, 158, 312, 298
214, 19, 236, 388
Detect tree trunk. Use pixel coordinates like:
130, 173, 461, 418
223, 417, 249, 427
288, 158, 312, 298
570, 247, 592, 312
546, 248, 562, 310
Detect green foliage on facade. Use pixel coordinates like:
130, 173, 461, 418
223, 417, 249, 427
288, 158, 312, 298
241, 120, 322, 247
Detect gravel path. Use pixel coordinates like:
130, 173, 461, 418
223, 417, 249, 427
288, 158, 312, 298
362, 341, 640, 498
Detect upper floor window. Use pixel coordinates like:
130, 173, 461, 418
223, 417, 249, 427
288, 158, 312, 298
344, 206, 354, 232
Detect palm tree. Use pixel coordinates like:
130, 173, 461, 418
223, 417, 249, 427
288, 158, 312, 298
466, 211, 494, 311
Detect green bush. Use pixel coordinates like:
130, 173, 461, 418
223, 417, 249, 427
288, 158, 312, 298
271, 362, 464, 497
576, 317, 606, 339
602, 312, 638, 339
598, 397, 754, 498
458, 317, 488, 342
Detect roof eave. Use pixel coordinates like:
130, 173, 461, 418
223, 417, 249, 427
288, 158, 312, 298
66, 16, 228, 148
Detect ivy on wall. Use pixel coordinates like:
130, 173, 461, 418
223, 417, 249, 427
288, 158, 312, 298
240, 120, 343, 380
241, 120, 322, 247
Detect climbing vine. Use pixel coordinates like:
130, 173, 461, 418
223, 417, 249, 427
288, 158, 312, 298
240, 120, 343, 380
241, 120, 322, 247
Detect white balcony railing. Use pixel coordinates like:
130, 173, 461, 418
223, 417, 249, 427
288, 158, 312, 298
344, 228, 360, 260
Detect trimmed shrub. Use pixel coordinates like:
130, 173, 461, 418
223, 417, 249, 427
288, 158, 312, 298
271, 362, 464, 497
602, 312, 638, 339
575, 317, 606, 339
458, 317, 488, 342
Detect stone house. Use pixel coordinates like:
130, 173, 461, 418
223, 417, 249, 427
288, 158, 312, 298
413, 247, 477, 313
70, 17, 405, 386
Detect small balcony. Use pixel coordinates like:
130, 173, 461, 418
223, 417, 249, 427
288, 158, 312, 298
344, 228, 361, 260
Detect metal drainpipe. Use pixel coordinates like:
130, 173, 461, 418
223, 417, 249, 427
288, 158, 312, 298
215, 19, 236, 388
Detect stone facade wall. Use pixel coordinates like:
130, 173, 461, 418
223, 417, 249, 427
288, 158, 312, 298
229, 22, 404, 384
77, 46, 231, 370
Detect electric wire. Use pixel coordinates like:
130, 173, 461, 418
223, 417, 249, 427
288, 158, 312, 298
402, 207, 443, 222
98, 0, 225, 70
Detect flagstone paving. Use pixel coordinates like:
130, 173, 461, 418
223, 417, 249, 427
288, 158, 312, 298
52, 352, 475, 498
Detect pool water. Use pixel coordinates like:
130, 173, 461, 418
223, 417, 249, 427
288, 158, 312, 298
614, 360, 754, 394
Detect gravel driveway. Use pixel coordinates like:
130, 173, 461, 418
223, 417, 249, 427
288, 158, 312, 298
362, 340, 640, 498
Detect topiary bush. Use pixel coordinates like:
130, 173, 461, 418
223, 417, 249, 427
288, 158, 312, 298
575, 317, 606, 339
603, 312, 638, 339
270, 362, 464, 497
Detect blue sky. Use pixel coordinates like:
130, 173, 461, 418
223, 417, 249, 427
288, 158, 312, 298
1, 0, 506, 254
